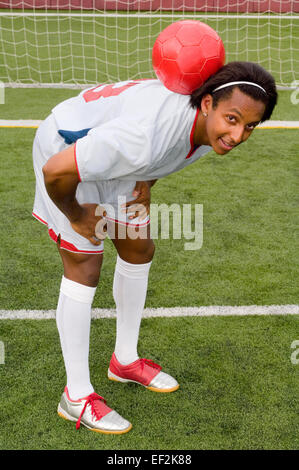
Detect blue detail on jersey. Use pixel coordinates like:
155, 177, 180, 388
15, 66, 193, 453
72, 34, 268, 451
58, 128, 91, 144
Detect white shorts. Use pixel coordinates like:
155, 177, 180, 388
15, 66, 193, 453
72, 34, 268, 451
32, 113, 150, 254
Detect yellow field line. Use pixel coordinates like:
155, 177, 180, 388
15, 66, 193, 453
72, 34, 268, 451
0, 120, 298, 129
2, 126, 298, 129
257, 126, 299, 129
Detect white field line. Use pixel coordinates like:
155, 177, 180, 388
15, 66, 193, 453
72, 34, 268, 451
1, 120, 299, 129
0, 119, 42, 128
258, 120, 299, 129
0, 305, 299, 320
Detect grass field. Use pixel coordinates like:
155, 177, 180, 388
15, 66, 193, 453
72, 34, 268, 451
1, 316, 299, 450
0, 86, 298, 450
0, 9, 299, 450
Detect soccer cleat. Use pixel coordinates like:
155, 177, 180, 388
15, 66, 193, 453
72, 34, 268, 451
57, 387, 132, 434
108, 353, 179, 393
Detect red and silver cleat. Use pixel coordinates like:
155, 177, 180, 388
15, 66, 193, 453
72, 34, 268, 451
108, 353, 179, 393
57, 387, 132, 434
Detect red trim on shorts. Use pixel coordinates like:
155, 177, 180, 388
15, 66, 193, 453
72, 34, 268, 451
48, 228, 103, 254
32, 212, 48, 226
185, 109, 200, 159
32, 211, 103, 254
105, 215, 150, 227
74, 142, 82, 182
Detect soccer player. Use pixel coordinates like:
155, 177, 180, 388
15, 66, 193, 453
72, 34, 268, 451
32, 61, 277, 434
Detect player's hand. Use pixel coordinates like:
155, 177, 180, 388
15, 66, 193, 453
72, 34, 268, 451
122, 181, 151, 221
69, 203, 107, 246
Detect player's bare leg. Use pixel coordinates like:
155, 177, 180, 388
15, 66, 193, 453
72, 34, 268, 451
111, 222, 155, 265
56, 234, 103, 287
55, 235, 132, 434
108, 222, 179, 393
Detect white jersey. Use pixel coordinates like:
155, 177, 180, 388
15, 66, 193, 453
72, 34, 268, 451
52, 79, 212, 182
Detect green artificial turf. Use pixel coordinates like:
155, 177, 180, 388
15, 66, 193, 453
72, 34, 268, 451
0, 85, 298, 450
1, 315, 299, 450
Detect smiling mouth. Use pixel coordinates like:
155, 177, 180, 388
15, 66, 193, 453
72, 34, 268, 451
219, 137, 235, 150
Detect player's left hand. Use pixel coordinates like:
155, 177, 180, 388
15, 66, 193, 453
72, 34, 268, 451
122, 181, 151, 221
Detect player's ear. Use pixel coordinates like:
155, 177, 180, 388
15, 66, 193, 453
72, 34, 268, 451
200, 93, 213, 115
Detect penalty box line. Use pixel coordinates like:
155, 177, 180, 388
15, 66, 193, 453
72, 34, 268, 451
0, 305, 299, 320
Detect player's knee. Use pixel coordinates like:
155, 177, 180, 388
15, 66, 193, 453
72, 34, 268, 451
74, 255, 102, 281
115, 237, 155, 264
58, 249, 103, 287
80, 269, 101, 287
65, 262, 101, 287
145, 239, 155, 262
131, 239, 155, 263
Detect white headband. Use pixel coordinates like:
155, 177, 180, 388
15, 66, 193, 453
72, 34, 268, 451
212, 81, 267, 94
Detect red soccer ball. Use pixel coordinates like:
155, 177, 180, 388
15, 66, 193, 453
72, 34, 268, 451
152, 20, 225, 95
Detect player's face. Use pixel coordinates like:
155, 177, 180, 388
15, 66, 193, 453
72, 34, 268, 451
199, 88, 266, 155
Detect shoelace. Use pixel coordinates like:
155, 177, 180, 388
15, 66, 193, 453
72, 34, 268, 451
140, 358, 162, 372
76, 393, 107, 430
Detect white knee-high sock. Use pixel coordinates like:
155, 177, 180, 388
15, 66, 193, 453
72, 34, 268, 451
56, 276, 97, 400
113, 255, 152, 365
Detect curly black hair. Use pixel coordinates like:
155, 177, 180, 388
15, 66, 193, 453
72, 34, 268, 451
190, 61, 278, 122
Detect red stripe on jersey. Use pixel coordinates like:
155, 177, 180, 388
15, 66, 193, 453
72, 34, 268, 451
185, 109, 200, 159
74, 142, 82, 182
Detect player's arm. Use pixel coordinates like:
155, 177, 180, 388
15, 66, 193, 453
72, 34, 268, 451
42, 144, 83, 222
42, 145, 105, 246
